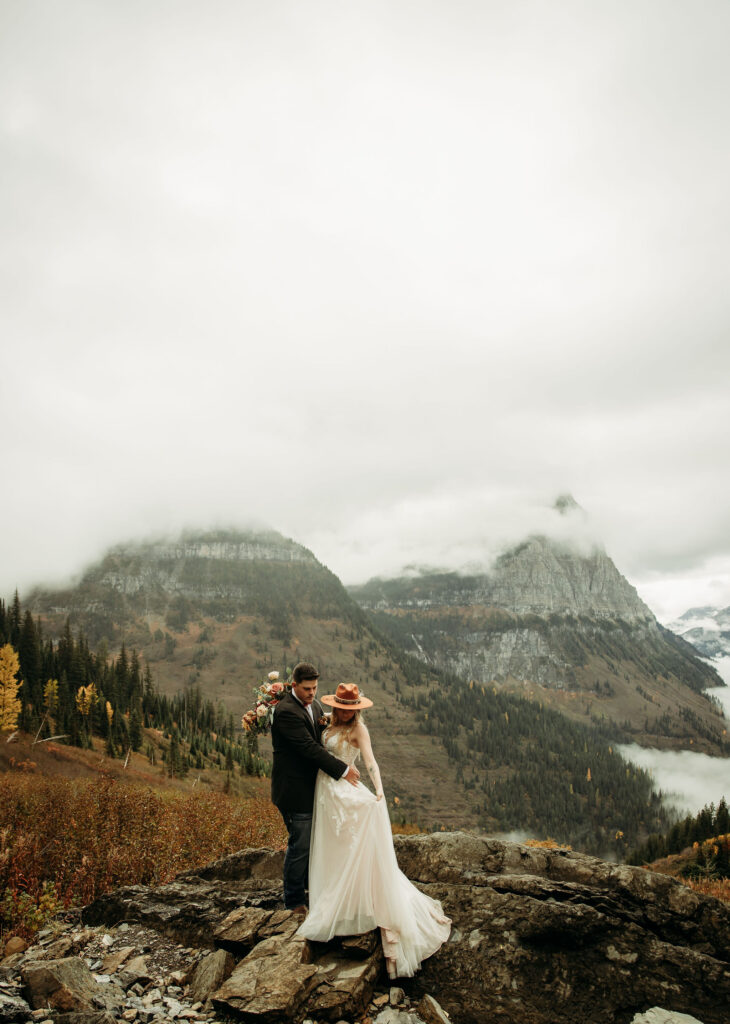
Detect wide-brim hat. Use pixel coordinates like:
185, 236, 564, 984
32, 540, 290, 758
320, 683, 373, 710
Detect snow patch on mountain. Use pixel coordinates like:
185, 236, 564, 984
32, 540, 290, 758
669, 605, 730, 661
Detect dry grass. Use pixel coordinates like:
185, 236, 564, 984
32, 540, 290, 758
0, 774, 286, 940
525, 838, 573, 850
683, 877, 730, 902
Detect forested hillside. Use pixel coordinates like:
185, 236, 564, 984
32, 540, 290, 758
0, 594, 267, 780
398, 669, 668, 853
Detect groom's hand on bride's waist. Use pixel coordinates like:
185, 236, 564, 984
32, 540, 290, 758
343, 765, 360, 786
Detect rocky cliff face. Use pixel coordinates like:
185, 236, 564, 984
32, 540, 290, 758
2, 834, 727, 1024
350, 536, 727, 752
49, 529, 318, 602
357, 537, 655, 622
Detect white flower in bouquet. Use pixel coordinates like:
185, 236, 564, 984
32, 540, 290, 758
268, 671, 280, 681
256, 703, 268, 718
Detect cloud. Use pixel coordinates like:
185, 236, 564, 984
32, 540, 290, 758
303, 487, 602, 583
617, 743, 730, 817
1, 1, 729, 618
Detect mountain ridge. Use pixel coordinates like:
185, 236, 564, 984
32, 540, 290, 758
349, 533, 727, 755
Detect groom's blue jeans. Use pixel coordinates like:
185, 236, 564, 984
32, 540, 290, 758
281, 811, 312, 909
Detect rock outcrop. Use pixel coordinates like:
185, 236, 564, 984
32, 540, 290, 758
392, 832, 729, 1024
28, 528, 318, 609
2, 833, 727, 1024
352, 536, 656, 622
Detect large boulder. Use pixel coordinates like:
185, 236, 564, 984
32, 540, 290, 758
81, 848, 284, 945
393, 833, 730, 1024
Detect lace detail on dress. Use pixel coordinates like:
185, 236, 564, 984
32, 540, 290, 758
324, 729, 360, 766
319, 731, 361, 840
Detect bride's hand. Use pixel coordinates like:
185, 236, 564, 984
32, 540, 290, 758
376, 793, 383, 801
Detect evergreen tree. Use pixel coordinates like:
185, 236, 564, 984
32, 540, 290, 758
129, 704, 143, 752
167, 727, 181, 778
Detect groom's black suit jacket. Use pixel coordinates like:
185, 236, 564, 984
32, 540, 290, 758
270, 691, 347, 813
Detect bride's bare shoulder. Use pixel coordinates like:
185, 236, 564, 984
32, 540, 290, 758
350, 720, 370, 745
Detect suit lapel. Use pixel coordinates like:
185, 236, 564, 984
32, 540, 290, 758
289, 691, 317, 738
312, 699, 323, 739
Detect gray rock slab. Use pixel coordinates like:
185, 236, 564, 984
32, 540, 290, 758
100, 946, 136, 974
212, 933, 317, 1021
188, 950, 235, 1005
82, 850, 283, 948
21, 958, 124, 1014
307, 947, 381, 1021
213, 908, 272, 954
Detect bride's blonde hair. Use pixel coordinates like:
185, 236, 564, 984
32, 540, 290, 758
326, 706, 362, 742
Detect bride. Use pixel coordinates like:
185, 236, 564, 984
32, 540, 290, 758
297, 683, 451, 978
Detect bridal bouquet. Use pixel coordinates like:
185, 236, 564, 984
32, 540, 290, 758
241, 670, 289, 736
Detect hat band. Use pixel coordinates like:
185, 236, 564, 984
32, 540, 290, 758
334, 695, 361, 704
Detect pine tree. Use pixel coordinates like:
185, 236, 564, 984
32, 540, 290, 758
143, 663, 155, 720
8, 592, 22, 645
167, 728, 181, 778
129, 704, 143, 752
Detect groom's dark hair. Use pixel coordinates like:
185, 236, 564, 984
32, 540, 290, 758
292, 662, 319, 684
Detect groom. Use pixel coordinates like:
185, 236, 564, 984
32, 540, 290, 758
271, 661, 360, 911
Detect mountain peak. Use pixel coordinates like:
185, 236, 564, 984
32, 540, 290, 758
554, 493, 582, 515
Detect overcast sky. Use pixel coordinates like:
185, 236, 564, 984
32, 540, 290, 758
2, 0, 729, 623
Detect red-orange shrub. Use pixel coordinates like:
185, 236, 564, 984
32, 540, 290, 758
0, 775, 286, 939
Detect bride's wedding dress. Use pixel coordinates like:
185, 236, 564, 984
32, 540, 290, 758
297, 727, 451, 978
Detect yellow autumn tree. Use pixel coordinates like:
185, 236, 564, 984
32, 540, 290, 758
76, 683, 98, 717
105, 701, 114, 727
0, 644, 23, 732
43, 678, 59, 730
44, 679, 59, 714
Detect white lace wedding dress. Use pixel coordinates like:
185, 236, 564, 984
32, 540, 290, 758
297, 727, 451, 978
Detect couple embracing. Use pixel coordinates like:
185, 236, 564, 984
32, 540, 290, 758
271, 662, 450, 979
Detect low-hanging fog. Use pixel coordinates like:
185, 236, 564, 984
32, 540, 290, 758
617, 743, 729, 818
